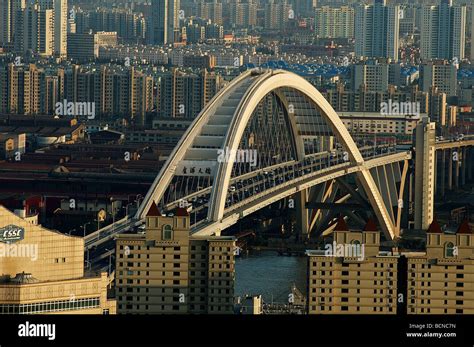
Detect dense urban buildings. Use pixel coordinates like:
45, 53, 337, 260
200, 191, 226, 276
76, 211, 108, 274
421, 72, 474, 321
0, 0, 472, 332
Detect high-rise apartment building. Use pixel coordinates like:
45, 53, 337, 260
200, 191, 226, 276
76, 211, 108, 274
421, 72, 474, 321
399, 5, 417, 35
471, 9, 474, 60
60, 65, 153, 124
197, 1, 222, 25
414, 118, 436, 231
355, 0, 400, 61
321, 84, 445, 118
264, 0, 292, 31
16, 3, 55, 56
77, 8, 146, 43
67, 31, 117, 62
289, 0, 316, 17
314, 6, 354, 39
307, 218, 400, 314
0, 0, 26, 47
157, 69, 223, 119
0, 1, 14, 46
149, 0, 180, 45
420, 0, 467, 61
352, 61, 390, 92
38, 0, 67, 57
419, 61, 458, 97
0, 63, 43, 115
115, 202, 235, 314
230, 0, 257, 28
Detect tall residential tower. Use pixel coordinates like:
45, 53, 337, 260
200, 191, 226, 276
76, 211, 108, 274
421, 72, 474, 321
38, 0, 68, 57
150, 0, 180, 45
420, 0, 467, 61
355, 0, 400, 61
0, 0, 26, 47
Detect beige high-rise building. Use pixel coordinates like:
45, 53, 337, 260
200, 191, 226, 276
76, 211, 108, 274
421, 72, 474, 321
0, 63, 43, 115
157, 68, 223, 119
0, 205, 116, 314
307, 218, 399, 315
414, 118, 436, 231
471, 10, 474, 60
352, 62, 389, 92
406, 219, 474, 314
115, 202, 235, 314
16, 3, 54, 56
197, 1, 223, 25
230, 1, 257, 28
264, 0, 292, 31
420, 0, 466, 60
419, 61, 458, 97
38, 0, 68, 57
315, 6, 354, 39
355, 0, 399, 61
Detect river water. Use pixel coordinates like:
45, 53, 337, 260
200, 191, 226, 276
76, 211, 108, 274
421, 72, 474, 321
234, 250, 307, 303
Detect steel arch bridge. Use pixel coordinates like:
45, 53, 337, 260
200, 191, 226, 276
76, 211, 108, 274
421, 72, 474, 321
131, 69, 410, 241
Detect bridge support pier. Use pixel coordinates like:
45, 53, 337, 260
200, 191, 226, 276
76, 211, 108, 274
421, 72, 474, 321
439, 150, 446, 198
468, 148, 473, 182
414, 119, 436, 230
448, 149, 453, 191
295, 190, 310, 240
454, 147, 460, 189
461, 147, 467, 186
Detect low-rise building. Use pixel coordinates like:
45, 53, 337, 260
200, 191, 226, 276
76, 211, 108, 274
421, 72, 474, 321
339, 112, 421, 135
0, 205, 116, 314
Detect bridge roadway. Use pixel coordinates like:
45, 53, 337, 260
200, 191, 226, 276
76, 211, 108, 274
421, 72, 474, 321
194, 150, 411, 235
85, 148, 410, 250
435, 138, 474, 150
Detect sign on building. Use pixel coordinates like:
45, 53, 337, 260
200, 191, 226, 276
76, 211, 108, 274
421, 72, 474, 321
0, 225, 25, 243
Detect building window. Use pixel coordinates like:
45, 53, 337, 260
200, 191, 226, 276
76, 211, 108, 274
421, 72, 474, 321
162, 225, 173, 240
444, 242, 455, 258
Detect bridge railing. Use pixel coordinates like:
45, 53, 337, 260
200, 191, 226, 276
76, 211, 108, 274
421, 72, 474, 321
84, 216, 130, 247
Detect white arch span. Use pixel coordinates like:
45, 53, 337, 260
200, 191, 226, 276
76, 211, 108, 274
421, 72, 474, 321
137, 69, 398, 240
